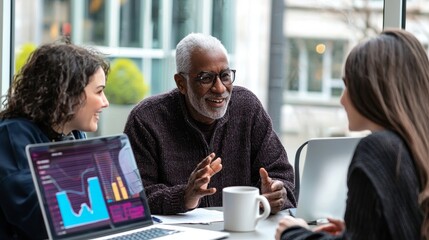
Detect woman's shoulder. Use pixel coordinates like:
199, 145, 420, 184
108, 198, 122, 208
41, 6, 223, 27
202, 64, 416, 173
0, 118, 49, 141
0, 118, 40, 131
358, 130, 404, 151
0, 118, 49, 156
352, 130, 411, 171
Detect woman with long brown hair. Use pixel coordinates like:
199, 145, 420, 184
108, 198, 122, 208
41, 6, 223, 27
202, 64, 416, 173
276, 29, 428, 239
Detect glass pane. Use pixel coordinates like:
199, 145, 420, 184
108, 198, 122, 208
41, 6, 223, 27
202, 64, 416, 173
331, 40, 345, 79
212, 0, 235, 53
151, 58, 177, 95
151, 0, 163, 48
331, 87, 343, 97
99, 57, 147, 136
285, 39, 299, 91
105, 57, 146, 106
119, 0, 142, 47
82, 0, 107, 45
171, 0, 197, 48
15, 0, 72, 47
307, 39, 323, 92
41, 0, 72, 42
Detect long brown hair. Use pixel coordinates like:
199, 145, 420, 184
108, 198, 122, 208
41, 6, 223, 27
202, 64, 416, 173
344, 29, 429, 239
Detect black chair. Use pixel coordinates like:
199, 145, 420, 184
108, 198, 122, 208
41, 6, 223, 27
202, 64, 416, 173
293, 141, 308, 202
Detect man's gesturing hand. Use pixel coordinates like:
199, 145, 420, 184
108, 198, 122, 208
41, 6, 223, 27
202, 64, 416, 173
260, 168, 287, 214
184, 153, 222, 210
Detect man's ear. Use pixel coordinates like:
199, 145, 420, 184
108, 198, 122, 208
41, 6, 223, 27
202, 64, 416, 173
174, 73, 187, 94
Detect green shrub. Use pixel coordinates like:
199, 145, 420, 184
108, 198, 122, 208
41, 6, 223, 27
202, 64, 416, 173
105, 58, 149, 105
15, 43, 37, 74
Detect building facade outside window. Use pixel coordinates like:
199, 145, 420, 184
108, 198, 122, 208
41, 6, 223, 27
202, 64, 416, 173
285, 38, 346, 101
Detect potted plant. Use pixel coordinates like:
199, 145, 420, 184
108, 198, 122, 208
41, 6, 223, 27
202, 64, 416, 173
100, 58, 149, 135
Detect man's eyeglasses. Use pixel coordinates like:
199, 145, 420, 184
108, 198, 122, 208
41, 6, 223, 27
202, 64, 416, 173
181, 69, 236, 87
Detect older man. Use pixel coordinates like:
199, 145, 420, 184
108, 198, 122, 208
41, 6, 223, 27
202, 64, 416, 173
124, 33, 295, 215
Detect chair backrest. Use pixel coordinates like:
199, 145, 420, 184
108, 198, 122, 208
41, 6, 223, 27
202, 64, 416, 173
293, 140, 308, 201
294, 136, 361, 222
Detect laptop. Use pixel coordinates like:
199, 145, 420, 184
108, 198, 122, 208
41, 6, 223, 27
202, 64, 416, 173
26, 134, 229, 240
293, 136, 362, 223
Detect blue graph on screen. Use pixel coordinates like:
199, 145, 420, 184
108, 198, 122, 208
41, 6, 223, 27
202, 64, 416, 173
56, 176, 109, 228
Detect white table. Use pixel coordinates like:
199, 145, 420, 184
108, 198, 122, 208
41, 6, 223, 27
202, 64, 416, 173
178, 207, 291, 239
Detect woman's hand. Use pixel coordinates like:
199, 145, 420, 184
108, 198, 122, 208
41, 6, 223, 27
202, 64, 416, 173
275, 216, 309, 240
313, 218, 345, 236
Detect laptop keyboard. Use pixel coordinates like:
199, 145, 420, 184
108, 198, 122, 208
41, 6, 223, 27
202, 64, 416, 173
110, 227, 181, 240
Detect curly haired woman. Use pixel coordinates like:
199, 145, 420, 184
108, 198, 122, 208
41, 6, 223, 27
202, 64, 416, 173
0, 40, 109, 239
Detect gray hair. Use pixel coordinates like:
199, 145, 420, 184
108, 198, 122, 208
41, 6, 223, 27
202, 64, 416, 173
175, 33, 228, 73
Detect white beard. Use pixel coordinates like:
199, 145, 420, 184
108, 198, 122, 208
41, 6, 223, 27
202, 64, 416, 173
187, 86, 232, 120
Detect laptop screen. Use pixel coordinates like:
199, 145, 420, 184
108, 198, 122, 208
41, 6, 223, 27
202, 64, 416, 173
26, 134, 152, 239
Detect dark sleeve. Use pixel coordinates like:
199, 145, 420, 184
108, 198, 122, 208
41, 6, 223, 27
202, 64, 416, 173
0, 122, 48, 239
343, 168, 390, 239
281, 226, 344, 240
124, 110, 188, 215
249, 96, 295, 209
345, 133, 421, 239
280, 166, 386, 239
281, 132, 421, 240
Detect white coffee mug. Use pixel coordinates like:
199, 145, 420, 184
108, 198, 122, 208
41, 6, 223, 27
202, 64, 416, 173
222, 186, 271, 232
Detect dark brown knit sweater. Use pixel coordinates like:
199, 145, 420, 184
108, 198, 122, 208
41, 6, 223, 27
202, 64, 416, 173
124, 86, 296, 214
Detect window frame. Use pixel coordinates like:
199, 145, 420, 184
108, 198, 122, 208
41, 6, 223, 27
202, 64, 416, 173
0, 0, 13, 100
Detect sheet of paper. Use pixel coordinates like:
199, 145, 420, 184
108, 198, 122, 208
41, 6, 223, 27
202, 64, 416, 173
152, 208, 224, 225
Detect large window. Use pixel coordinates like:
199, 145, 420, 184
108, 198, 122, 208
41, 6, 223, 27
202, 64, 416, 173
2, 0, 420, 155
13, 0, 235, 91
11, 0, 236, 137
